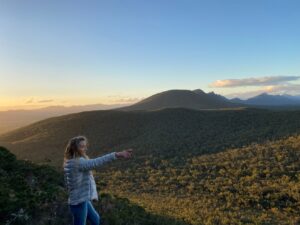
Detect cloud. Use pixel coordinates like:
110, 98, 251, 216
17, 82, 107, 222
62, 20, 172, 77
37, 99, 54, 103
263, 84, 300, 94
115, 97, 143, 103
24, 97, 54, 104
210, 76, 300, 88
25, 97, 34, 104
106, 95, 144, 103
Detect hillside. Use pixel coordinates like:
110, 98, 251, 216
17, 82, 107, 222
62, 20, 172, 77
2, 134, 300, 224
118, 89, 243, 111
98, 134, 300, 224
1, 108, 300, 169
0, 146, 68, 224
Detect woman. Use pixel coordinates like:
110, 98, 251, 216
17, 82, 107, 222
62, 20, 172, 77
63, 135, 133, 225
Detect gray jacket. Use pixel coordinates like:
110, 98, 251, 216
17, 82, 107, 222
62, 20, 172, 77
63, 152, 117, 205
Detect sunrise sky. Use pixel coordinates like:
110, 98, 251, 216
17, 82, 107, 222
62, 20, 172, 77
1, 0, 300, 110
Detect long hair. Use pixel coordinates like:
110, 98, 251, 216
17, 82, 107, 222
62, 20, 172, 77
63, 135, 90, 167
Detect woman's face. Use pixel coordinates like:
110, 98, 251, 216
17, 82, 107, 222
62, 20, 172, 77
78, 140, 87, 154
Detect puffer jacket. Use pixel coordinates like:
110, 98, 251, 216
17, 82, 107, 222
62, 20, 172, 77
63, 152, 117, 205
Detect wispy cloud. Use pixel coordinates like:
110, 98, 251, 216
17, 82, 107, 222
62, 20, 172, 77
210, 76, 300, 88
106, 95, 144, 103
25, 97, 54, 104
38, 99, 54, 103
25, 97, 34, 104
114, 97, 143, 103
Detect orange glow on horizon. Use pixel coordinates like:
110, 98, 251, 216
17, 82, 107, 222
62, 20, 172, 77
0, 96, 142, 111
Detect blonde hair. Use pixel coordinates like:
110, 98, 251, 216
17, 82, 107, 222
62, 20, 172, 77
63, 135, 90, 167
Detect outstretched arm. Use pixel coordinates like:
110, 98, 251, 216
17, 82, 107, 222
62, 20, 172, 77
78, 152, 117, 171
78, 149, 133, 171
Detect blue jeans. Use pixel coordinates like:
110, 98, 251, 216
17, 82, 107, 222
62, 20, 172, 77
69, 200, 100, 225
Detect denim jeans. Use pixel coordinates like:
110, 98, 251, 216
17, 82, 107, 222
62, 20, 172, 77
69, 200, 100, 225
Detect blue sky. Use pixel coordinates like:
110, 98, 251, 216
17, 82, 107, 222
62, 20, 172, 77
1, 0, 300, 109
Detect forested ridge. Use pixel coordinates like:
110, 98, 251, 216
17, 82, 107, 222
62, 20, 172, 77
1, 108, 300, 169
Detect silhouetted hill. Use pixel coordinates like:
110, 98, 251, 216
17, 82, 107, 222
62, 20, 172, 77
1, 108, 300, 169
118, 89, 243, 111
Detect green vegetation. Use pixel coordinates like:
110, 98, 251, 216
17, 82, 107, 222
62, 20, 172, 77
97, 192, 190, 225
0, 146, 68, 225
2, 133, 300, 224
98, 135, 300, 225
0, 146, 189, 225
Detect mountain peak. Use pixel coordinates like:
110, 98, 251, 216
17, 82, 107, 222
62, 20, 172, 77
208, 91, 216, 95
193, 89, 206, 95
257, 92, 269, 97
118, 89, 241, 111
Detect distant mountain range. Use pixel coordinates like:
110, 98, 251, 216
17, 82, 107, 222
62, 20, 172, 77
230, 93, 300, 106
1, 89, 300, 135
118, 89, 300, 111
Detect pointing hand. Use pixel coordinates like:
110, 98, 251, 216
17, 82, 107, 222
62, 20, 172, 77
116, 149, 133, 159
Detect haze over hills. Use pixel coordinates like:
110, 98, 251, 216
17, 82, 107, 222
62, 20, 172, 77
0, 103, 129, 135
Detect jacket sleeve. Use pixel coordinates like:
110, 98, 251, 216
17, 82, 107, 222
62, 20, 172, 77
78, 152, 117, 171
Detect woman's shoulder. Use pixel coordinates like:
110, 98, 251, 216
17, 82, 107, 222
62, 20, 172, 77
64, 158, 81, 167
65, 156, 84, 161
78, 156, 89, 161
65, 158, 79, 162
